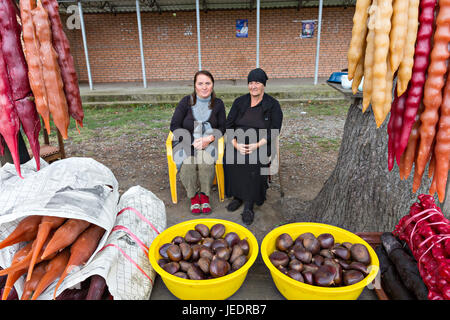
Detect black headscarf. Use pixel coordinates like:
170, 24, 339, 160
247, 68, 268, 86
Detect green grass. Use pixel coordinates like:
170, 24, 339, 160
62, 103, 175, 143
76, 104, 174, 129
285, 136, 341, 156
70, 100, 346, 136
39, 101, 346, 150
283, 100, 349, 118
314, 137, 341, 151
285, 141, 308, 156
303, 100, 349, 117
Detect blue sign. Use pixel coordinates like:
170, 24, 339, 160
301, 20, 315, 38
236, 19, 248, 38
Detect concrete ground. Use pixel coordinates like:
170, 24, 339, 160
79, 77, 330, 94
77, 77, 378, 300
78, 77, 346, 106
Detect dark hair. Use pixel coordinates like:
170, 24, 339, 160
191, 70, 215, 110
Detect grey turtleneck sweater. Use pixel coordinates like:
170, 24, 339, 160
192, 95, 213, 139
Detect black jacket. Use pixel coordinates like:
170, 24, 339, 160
225, 93, 283, 147
170, 94, 226, 147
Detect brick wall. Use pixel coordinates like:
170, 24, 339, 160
62, 7, 355, 83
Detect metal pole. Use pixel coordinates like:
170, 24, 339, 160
78, 1, 93, 90
314, 0, 323, 85
136, 0, 147, 88
256, 0, 260, 68
195, 0, 202, 70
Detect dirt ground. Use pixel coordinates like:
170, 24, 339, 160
62, 103, 347, 240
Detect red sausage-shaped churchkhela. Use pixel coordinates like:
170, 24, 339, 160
0, 0, 30, 101
0, 48, 22, 178
0, 135, 5, 156
15, 96, 41, 170
416, 0, 450, 176
396, 0, 437, 163
0, 0, 41, 170
387, 90, 400, 171
41, 0, 84, 129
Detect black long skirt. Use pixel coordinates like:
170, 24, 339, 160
224, 146, 269, 205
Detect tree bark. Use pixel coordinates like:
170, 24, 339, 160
290, 100, 433, 233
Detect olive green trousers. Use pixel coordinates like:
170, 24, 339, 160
179, 150, 215, 198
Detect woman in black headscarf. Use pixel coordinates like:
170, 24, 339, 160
224, 68, 283, 225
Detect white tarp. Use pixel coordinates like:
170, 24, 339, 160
0, 157, 166, 300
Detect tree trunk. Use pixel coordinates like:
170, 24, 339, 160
291, 100, 433, 233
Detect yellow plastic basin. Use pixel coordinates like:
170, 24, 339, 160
261, 222, 379, 300
148, 218, 259, 300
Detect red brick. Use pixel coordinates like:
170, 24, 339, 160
62, 7, 354, 83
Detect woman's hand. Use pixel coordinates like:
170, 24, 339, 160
233, 140, 261, 154
193, 135, 214, 150
235, 143, 248, 155
250, 138, 267, 154
233, 139, 247, 154
245, 143, 259, 154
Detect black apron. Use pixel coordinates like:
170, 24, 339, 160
224, 103, 269, 205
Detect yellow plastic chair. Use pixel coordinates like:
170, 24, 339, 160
166, 131, 225, 204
